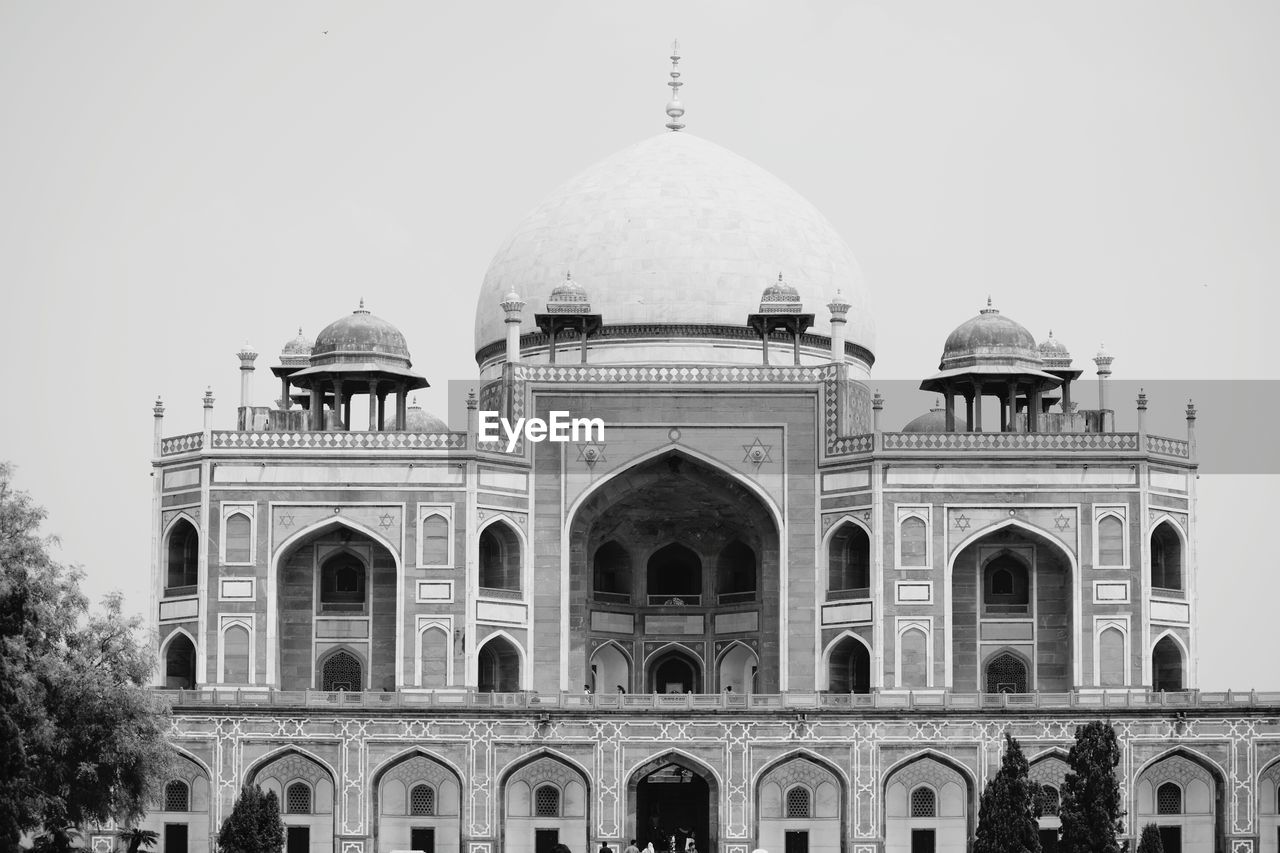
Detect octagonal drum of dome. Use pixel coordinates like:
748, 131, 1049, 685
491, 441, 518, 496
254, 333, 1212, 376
474, 131, 875, 375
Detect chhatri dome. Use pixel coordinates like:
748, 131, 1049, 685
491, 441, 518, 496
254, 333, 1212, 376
474, 46, 874, 375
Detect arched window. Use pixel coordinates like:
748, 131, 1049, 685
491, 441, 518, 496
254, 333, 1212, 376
421, 514, 449, 566
900, 516, 927, 566
828, 523, 870, 595
164, 780, 190, 812
1097, 515, 1124, 566
224, 513, 251, 563
716, 540, 757, 599
985, 652, 1029, 694
534, 784, 560, 817
222, 624, 250, 684
409, 783, 435, 816
1152, 636, 1185, 692
785, 785, 811, 818
477, 636, 520, 693
321, 650, 362, 692
319, 553, 366, 611
910, 786, 936, 818
827, 635, 871, 694
164, 633, 196, 690
1037, 785, 1060, 816
1151, 522, 1183, 591
285, 782, 312, 814
592, 541, 631, 599
1156, 782, 1182, 815
983, 554, 1029, 615
419, 626, 449, 689
479, 523, 521, 592
647, 543, 702, 601
166, 519, 199, 590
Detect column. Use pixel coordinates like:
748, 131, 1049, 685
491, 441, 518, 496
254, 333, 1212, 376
1005, 380, 1017, 432
548, 326, 557, 364
377, 392, 387, 431
367, 380, 378, 432
396, 382, 408, 431
973, 379, 984, 432
963, 392, 974, 433
792, 324, 801, 366
1029, 387, 1041, 432
281, 377, 291, 410
332, 378, 344, 431
761, 328, 770, 366
309, 386, 322, 430
944, 388, 956, 432
580, 327, 588, 364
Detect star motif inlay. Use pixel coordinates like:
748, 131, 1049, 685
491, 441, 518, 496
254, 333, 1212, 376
1054, 513, 1072, 531
954, 513, 971, 531
742, 438, 773, 465
378, 513, 394, 529
576, 443, 607, 467
279, 513, 296, 528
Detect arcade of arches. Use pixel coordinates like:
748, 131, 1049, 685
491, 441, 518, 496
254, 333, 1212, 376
569, 452, 779, 694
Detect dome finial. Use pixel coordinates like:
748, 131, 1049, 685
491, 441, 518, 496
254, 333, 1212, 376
356, 297, 369, 315
665, 39, 686, 131
980, 295, 999, 315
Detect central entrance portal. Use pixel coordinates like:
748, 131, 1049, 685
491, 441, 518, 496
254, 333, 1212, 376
635, 762, 711, 852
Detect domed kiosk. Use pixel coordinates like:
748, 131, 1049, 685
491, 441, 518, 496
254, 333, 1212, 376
474, 56, 874, 377
285, 302, 428, 431
921, 299, 1061, 432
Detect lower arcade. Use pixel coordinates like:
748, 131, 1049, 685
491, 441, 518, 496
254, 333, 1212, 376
111, 698, 1280, 853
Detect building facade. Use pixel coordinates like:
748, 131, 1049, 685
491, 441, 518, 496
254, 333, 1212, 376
125, 58, 1280, 853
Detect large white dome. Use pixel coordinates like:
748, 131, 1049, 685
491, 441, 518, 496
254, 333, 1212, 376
474, 131, 875, 367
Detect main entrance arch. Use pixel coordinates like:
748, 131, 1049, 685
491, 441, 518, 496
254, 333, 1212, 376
568, 449, 780, 694
628, 753, 718, 853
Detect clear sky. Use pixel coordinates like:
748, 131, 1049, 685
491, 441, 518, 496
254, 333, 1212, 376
1, 2, 1276, 690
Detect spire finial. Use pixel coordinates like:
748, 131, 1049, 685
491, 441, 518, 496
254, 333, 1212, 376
665, 40, 686, 131
980, 295, 998, 315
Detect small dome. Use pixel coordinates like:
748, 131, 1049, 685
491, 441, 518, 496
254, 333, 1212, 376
546, 273, 591, 314
404, 405, 449, 433
759, 273, 803, 314
940, 299, 1041, 371
279, 328, 313, 367
311, 302, 411, 367
1038, 330, 1073, 369
902, 403, 968, 433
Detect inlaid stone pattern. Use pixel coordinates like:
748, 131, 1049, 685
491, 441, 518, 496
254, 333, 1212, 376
273, 505, 402, 553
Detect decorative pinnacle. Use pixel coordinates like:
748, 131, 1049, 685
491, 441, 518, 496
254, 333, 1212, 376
872, 390, 884, 409
827, 287, 851, 318
665, 39, 685, 131
1137, 389, 1148, 410
237, 341, 259, 365
1093, 344, 1114, 370
980, 295, 998, 315
153, 396, 165, 417
355, 298, 369, 314
203, 386, 215, 408
466, 389, 478, 410
1186, 399, 1197, 420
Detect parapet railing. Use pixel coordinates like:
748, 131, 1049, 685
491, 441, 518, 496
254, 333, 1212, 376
160, 431, 467, 456
153, 688, 1280, 712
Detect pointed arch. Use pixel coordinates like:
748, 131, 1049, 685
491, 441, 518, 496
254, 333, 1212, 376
946, 516, 1080, 688
476, 629, 525, 692
1150, 515, 1187, 592
160, 627, 198, 689
478, 515, 525, 592
565, 444, 784, 532
823, 516, 872, 596
266, 513, 405, 688
416, 621, 452, 688
589, 640, 633, 694
625, 748, 724, 791
646, 643, 703, 694
715, 640, 759, 694
316, 645, 365, 691
243, 745, 338, 788
821, 630, 873, 693
750, 747, 851, 790
164, 514, 201, 590
880, 748, 979, 793
1133, 745, 1227, 785
1151, 629, 1189, 692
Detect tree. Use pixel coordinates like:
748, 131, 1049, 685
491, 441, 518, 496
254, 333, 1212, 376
1136, 823, 1164, 853
116, 827, 160, 853
1059, 720, 1125, 853
217, 785, 285, 853
974, 732, 1042, 853
0, 462, 173, 845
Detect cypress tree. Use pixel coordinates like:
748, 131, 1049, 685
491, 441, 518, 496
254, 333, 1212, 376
1059, 720, 1125, 853
974, 732, 1041, 853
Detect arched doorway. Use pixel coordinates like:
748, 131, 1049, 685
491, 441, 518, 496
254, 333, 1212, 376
567, 450, 781, 693
477, 635, 521, 693
826, 634, 871, 694
648, 648, 701, 694
1152, 635, 1185, 692
163, 632, 196, 689
984, 651, 1029, 694
372, 750, 463, 853
630, 755, 716, 853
